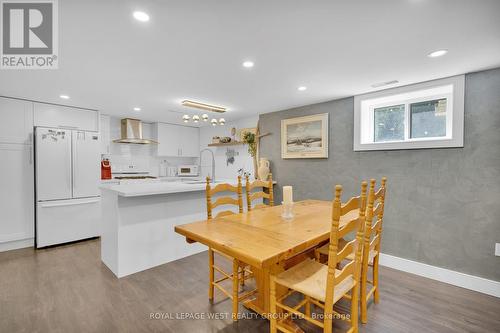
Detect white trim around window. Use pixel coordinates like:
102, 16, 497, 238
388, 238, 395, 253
353, 75, 465, 151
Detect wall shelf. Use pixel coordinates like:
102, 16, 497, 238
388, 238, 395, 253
208, 141, 245, 147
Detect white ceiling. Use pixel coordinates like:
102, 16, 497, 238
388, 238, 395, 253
1, 0, 499, 126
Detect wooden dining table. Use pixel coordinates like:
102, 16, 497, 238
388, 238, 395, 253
174, 199, 358, 316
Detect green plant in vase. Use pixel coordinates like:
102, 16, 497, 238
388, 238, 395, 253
242, 131, 258, 179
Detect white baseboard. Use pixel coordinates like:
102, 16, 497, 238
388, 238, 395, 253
379, 253, 500, 298
0, 238, 34, 252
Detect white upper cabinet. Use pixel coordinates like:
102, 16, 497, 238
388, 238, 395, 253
154, 123, 199, 157
34, 103, 99, 132
0, 97, 33, 145
179, 126, 200, 157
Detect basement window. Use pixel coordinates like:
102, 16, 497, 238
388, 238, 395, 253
353, 75, 465, 151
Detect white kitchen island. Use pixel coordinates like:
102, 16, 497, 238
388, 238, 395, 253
100, 179, 258, 278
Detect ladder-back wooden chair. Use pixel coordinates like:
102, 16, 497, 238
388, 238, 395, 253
269, 182, 368, 333
314, 177, 387, 324
205, 176, 255, 321
245, 173, 274, 211
359, 177, 387, 323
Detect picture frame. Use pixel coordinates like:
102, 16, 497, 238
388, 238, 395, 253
281, 113, 329, 159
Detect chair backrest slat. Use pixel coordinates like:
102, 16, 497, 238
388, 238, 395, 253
337, 239, 356, 263
206, 176, 243, 219
362, 177, 387, 264
245, 174, 274, 211
324, 182, 368, 308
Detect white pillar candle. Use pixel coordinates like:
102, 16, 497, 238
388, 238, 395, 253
283, 186, 293, 205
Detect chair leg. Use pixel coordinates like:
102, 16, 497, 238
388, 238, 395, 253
240, 266, 245, 287
232, 259, 239, 322
373, 255, 380, 304
208, 249, 214, 302
360, 262, 368, 324
269, 277, 277, 333
314, 249, 320, 262
305, 296, 311, 317
350, 283, 360, 333
323, 303, 333, 333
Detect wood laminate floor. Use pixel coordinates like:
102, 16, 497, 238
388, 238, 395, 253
0, 238, 499, 333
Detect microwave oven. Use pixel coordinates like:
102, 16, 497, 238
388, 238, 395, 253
177, 165, 199, 177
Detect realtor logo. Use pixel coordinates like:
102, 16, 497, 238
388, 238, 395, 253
1, 0, 58, 69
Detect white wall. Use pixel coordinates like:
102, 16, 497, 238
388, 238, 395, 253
106, 117, 196, 176
199, 115, 258, 180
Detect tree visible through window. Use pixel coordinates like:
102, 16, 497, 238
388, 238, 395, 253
374, 104, 405, 142
410, 99, 447, 138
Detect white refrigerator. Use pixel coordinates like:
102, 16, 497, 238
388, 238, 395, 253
35, 127, 101, 248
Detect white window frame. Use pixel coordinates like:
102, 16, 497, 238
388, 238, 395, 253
354, 75, 465, 151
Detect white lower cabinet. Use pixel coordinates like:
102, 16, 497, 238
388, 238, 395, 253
154, 122, 199, 157
0, 144, 34, 246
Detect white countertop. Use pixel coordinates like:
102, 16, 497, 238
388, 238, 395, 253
100, 178, 243, 197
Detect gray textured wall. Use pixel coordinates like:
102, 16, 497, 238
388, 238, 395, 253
259, 68, 500, 281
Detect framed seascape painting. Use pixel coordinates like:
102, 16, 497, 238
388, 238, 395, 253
281, 113, 329, 159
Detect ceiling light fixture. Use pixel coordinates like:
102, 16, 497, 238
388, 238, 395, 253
202, 114, 209, 121
427, 49, 448, 58
192, 115, 200, 123
59, 94, 70, 99
133, 107, 141, 111
133, 11, 150, 22
181, 100, 226, 113
242, 61, 254, 68
211, 119, 218, 126
218, 118, 225, 125
297, 86, 307, 91
182, 115, 190, 123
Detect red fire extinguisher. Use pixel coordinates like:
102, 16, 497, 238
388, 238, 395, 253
101, 159, 111, 180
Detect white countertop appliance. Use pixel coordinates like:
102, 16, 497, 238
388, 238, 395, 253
35, 127, 100, 248
177, 164, 199, 177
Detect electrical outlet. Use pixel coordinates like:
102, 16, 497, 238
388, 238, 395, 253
496, 243, 500, 257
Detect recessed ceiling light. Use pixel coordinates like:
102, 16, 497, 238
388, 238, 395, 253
428, 49, 448, 58
59, 94, 70, 99
298, 86, 307, 91
133, 11, 150, 22
242, 61, 254, 68
133, 107, 141, 111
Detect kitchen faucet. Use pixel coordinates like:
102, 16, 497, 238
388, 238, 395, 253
200, 148, 216, 183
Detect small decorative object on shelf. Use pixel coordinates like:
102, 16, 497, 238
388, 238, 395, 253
212, 136, 220, 144
242, 130, 258, 178
231, 127, 236, 141
219, 136, 232, 143
258, 158, 270, 181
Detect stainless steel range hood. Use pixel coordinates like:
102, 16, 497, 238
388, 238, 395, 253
113, 118, 158, 144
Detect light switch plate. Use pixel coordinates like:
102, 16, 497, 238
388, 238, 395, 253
496, 243, 500, 257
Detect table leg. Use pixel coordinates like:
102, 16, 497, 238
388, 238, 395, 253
243, 263, 305, 333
